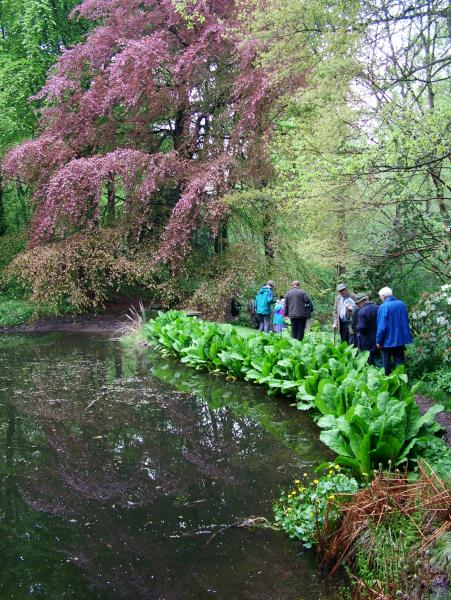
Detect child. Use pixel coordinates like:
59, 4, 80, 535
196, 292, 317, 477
273, 296, 286, 333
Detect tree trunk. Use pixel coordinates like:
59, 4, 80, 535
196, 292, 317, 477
105, 174, 116, 227
214, 221, 229, 254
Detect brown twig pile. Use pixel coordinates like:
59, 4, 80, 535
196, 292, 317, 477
318, 462, 450, 600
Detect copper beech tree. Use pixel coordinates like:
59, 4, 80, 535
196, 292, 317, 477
3, 0, 277, 271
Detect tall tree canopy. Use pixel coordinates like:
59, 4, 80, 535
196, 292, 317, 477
0, 0, 88, 149
242, 0, 450, 284
3, 0, 278, 270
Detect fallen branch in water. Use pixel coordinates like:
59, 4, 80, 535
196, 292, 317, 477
205, 516, 280, 546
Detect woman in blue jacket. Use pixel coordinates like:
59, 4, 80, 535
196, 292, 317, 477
255, 281, 275, 333
376, 286, 413, 375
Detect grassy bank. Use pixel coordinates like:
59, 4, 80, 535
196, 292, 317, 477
0, 294, 36, 327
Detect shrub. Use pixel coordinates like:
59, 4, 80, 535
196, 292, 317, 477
3, 230, 155, 313
187, 242, 267, 321
407, 285, 451, 392
415, 437, 451, 481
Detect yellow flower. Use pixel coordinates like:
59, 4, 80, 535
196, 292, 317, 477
328, 494, 335, 500
328, 470, 334, 476
334, 464, 340, 470
313, 479, 319, 485
286, 508, 292, 512
362, 472, 368, 477
294, 480, 300, 484
303, 473, 308, 477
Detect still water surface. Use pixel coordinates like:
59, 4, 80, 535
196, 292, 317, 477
0, 333, 337, 599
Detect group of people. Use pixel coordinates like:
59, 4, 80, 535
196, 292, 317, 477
254, 280, 314, 341
333, 282, 412, 375
252, 280, 413, 375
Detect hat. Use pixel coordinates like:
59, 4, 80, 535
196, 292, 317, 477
267, 280, 275, 288
337, 283, 348, 292
355, 293, 369, 303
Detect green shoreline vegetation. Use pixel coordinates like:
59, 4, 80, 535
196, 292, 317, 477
133, 310, 451, 599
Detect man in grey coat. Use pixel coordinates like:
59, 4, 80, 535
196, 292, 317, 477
284, 280, 312, 341
333, 283, 356, 344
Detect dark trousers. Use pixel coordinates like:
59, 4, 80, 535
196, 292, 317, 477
368, 349, 382, 367
381, 346, 405, 375
257, 313, 271, 333
339, 318, 350, 343
291, 317, 307, 341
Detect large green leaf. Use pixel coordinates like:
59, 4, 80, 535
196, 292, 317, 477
315, 381, 338, 415
320, 428, 352, 456
348, 428, 372, 475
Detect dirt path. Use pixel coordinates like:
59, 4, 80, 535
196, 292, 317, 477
415, 394, 451, 445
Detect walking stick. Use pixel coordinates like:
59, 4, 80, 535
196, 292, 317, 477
333, 328, 336, 346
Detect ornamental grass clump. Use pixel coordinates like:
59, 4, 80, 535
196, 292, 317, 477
319, 464, 450, 600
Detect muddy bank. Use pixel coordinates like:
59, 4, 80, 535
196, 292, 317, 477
0, 313, 126, 334
0, 299, 166, 335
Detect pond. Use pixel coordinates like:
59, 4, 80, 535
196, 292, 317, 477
0, 332, 339, 599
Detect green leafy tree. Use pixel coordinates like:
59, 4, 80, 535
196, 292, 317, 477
0, 0, 88, 233
239, 0, 450, 290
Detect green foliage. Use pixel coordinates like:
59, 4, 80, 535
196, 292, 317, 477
0, 296, 34, 326
239, 0, 450, 291
140, 311, 446, 477
0, 0, 89, 244
415, 438, 451, 482
0, 232, 26, 276
314, 373, 444, 477
274, 468, 359, 548
351, 510, 425, 598
407, 285, 451, 394
172, 0, 206, 28
0, 0, 88, 152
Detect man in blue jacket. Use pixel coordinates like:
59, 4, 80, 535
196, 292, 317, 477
255, 281, 275, 333
376, 286, 413, 375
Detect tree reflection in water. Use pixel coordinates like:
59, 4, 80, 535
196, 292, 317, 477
0, 333, 337, 600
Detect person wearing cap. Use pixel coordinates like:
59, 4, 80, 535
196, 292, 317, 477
376, 287, 413, 375
333, 283, 356, 343
284, 280, 313, 341
255, 280, 275, 333
355, 293, 381, 365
